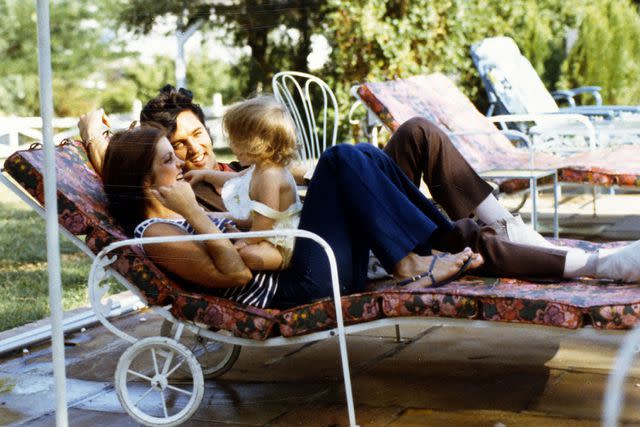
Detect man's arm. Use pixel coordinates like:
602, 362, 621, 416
77, 109, 110, 176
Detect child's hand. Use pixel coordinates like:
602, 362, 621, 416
184, 169, 211, 186
150, 181, 199, 215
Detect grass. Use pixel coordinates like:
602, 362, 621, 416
0, 148, 236, 332
0, 190, 93, 332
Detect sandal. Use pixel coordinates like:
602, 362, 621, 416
396, 254, 473, 288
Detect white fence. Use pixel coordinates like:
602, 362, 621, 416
0, 95, 228, 160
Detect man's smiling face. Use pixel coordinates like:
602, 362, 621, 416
169, 110, 217, 171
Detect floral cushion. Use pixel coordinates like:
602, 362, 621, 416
85, 227, 177, 306
171, 291, 280, 340
379, 292, 478, 319
5, 144, 640, 334
357, 73, 640, 190
4, 141, 115, 235
277, 293, 383, 337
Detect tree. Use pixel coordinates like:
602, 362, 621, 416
114, 0, 325, 94
0, 0, 123, 116
558, 0, 640, 104
115, 0, 211, 88
99, 55, 248, 113
323, 0, 594, 140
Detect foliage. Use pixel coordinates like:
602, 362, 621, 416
0, 0, 123, 117
324, 0, 640, 141
325, 0, 563, 139
114, 0, 324, 95
558, 0, 640, 104
99, 56, 249, 114
213, 0, 325, 93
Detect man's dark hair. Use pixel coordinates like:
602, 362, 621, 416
140, 84, 206, 136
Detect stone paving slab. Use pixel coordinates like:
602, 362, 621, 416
388, 408, 603, 427
3, 310, 640, 426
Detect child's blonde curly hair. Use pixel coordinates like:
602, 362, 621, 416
223, 96, 298, 166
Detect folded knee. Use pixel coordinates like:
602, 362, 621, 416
398, 116, 439, 135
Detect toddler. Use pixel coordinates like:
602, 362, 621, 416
185, 96, 302, 270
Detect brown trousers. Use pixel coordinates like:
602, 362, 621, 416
384, 117, 566, 279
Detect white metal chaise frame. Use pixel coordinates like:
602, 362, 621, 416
0, 168, 358, 426
88, 229, 360, 427
6, 164, 637, 426
272, 71, 339, 171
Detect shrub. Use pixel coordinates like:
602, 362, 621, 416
558, 0, 640, 104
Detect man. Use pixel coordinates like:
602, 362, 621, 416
79, 86, 640, 281
78, 85, 547, 247
80, 85, 305, 212
80, 86, 245, 211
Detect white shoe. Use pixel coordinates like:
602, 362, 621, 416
596, 240, 640, 282
489, 214, 556, 249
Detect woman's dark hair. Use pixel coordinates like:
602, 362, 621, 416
140, 84, 206, 135
102, 127, 166, 235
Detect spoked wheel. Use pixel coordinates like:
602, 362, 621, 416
160, 319, 241, 379
115, 337, 204, 427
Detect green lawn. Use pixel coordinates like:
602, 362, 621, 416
0, 149, 236, 332
0, 189, 91, 331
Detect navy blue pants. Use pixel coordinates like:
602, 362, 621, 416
272, 143, 455, 308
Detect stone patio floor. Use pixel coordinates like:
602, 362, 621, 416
1, 189, 640, 426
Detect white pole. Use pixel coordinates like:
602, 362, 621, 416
35, 1, 69, 425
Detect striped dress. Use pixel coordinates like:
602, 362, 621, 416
134, 217, 279, 308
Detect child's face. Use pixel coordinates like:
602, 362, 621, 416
229, 139, 253, 166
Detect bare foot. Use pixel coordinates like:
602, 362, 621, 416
393, 248, 484, 287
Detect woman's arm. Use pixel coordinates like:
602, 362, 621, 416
143, 222, 252, 288
151, 182, 253, 285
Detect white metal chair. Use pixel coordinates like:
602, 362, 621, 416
471, 37, 640, 152
272, 71, 339, 174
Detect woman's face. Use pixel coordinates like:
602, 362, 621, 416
150, 137, 185, 187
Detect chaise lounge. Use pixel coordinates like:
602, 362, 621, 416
2, 139, 640, 426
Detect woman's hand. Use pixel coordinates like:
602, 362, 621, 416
151, 181, 200, 216
233, 239, 249, 250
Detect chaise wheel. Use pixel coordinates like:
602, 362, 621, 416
160, 319, 241, 379
115, 336, 204, 427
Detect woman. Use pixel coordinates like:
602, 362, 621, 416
103, 126, 481, 309
103, 126, 640, 310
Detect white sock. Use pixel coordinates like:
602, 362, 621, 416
596, 241, 640, 282
563, 249, 597, 278
474, 195, 512, 224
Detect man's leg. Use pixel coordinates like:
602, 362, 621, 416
432, 218, 566, 279
383, 117, 557, 248
383, 117, 494, 219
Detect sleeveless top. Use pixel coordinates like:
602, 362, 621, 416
221, 165, 303, 268
134, 216, 279, 309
